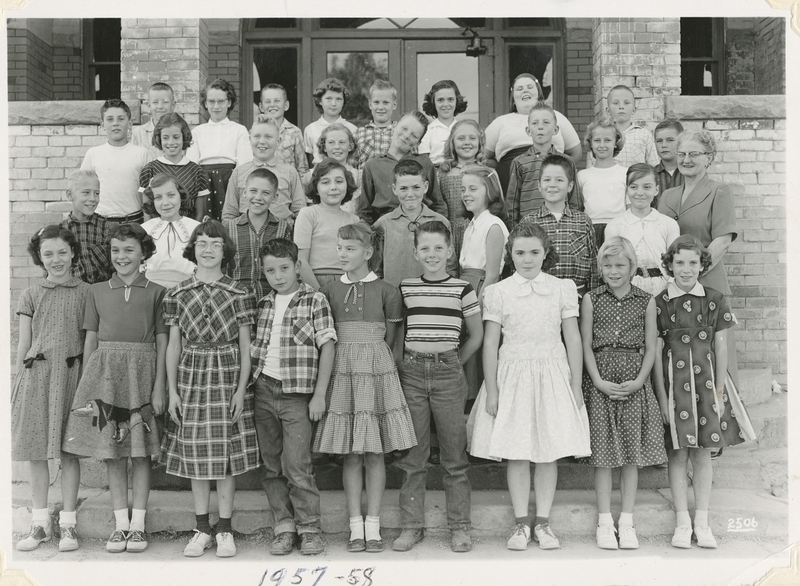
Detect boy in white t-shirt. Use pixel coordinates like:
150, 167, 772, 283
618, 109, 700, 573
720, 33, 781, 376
81, 99, 152, 224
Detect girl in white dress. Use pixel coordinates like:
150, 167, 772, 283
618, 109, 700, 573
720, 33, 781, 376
468, 222, 590, 551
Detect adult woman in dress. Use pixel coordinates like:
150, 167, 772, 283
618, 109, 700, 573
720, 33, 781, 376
657, 130, 740, 387
484, 73, 583, 196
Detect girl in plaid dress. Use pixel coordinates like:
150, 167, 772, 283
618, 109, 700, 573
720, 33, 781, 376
160, 219, 258, 558
313, 222, 416, 553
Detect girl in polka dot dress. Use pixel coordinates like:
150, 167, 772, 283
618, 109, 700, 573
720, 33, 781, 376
579, 236, 666, 551
653, 235, 755, 550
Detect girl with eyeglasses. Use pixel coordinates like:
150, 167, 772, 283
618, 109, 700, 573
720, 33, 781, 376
187, 79, 252, 221
160, 219, 259, 558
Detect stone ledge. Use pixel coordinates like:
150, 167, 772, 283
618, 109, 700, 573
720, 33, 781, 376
666, 95, 785, 120
9, 100, 141, 126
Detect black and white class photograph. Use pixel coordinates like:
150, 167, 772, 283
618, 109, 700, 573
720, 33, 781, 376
1, 1, 796, 585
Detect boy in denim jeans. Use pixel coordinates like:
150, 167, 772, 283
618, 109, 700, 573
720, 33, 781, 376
251, 238, 336, 556
394, 221, 483, 553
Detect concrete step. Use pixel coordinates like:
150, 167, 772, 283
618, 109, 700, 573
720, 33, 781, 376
727, 392, 787, 450
12, 486, 786, 542
736, 368, 775, 406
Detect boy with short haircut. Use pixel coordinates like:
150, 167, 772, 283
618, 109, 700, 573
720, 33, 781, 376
358, 111, 447, 225
259, 84, 309, 176
596, 85, 659, 168
303, 78, 358, 167
394, 220, 483, 554
506, 102, 583, 230
224, 168, 292, 303
221, 116, 306, 222
60, 170, 112, 284
131, 82, 175, 158
520, 153, 600, 297
653, 119, 685, 207
251, 238, 336, 556
373, 160, 457, 287
355, 79, 400, 168
81, 99, 152, 224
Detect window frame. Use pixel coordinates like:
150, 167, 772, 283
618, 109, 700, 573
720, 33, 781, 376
679, 17, 726, 96
81, 18, 122, 101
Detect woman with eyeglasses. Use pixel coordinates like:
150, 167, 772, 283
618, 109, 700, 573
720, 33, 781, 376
656, 130, 741, 452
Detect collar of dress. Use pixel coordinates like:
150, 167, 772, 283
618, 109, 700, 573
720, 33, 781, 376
667, 280, 705, 299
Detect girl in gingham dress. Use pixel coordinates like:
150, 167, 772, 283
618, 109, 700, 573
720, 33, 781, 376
578, 236, 666, 551
313, 222, 416, 553
160, 219, 258, 559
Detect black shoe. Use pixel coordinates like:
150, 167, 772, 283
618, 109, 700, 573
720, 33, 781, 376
428, 447, 441, 466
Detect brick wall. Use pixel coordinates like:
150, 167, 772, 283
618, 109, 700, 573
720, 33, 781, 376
207, 30, 242, 123
565, 21, 594, 168
666, 96, 786, 382
52, 47, 83, 100
591, 18, 681, 124
8, 28, 54, 101
754, 18, 785, 95
725, 29, 755, 95
120, 18, 209, 126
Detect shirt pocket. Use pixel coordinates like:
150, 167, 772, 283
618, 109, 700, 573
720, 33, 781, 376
566, 232, 586, 258
292, 318, 315, 345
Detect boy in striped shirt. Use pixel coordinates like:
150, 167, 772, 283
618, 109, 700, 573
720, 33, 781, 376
394, 221, 483, 554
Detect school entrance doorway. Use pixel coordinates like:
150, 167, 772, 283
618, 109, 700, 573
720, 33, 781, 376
242, 18, 565, 131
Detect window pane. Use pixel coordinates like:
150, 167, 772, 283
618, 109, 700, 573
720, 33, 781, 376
253, 18, 297, 29
681, 61, 718, 96
252, 47, 299, 125
416, 53, 480, 121
327, 52, 389, 126
680, 18, 714, 59
93, 64, 120, 100
507, 18, 552, 28
508, 45, 555, 105
92, 18, 120, 63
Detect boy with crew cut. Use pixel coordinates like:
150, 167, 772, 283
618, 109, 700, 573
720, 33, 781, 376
358, 111, 447, 225
81, 99, 152, 224
507, 102, 583, 230
394, 220, 483, 554
222, 116, 306, 222
251, 238, 336, 556
132, 82, 176, 158
224, 168, 292, 305
259, 84, 309, 176
60, 169, 112, 284
653, 119, 685, 208
373, 159, 456, 287
355, 79, 402, 168
591, 85, 659, 168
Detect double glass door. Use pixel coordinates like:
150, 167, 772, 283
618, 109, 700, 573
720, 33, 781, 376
310, 39, 493, 128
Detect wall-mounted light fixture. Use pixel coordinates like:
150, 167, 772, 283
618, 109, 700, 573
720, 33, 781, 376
463, 27, 487, 57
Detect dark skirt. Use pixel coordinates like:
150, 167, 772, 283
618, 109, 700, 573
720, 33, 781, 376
202, 163, 236, 221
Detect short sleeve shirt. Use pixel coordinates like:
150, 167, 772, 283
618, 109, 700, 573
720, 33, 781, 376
84, 273, 167, 343
321, 272, 403, 324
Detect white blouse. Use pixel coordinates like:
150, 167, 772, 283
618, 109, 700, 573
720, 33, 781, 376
141, 217, 201, 288
460, 210, 510, 271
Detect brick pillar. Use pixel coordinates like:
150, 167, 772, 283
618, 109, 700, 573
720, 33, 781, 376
120, 19, 209, 126
592, 18, 681, 125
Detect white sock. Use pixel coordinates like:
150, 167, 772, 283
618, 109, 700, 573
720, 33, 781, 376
32, 508, 50, 526
59, 510, 77, 526
114, 509, 130, 531
694, 510, 708, 527
349, 516, 364, 541
364, 516, 381, 541
619, 512, 634, 527
598, 513, 614, 527
130, 508, 146, 532
676, 510, 691, 528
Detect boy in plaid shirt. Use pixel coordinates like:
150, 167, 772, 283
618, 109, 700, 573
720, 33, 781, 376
521, 153, 599, 297
60, 170, 112, 284
251, 238, 336, 556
